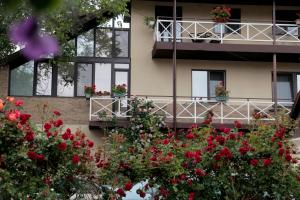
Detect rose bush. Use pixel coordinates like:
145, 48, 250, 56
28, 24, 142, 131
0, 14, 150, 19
98, 110, 300, 200
0, 97, 96, 199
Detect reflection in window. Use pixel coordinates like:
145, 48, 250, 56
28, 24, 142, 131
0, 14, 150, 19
36, 63, 52, 96
209, 72, 224, 98
10, 61, 34, 96
96, 29, 112, 57
77, 30, 94, 57
57, 62, 75, 97
95, 63, 111, 92
115, 31, 129, 57
77, 63, 92, 96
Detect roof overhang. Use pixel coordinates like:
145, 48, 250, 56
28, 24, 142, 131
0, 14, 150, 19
152, 42, 300, 62
138, 0, 300, 6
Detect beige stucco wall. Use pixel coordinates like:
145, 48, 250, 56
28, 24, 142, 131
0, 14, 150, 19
131, 0, 300, 99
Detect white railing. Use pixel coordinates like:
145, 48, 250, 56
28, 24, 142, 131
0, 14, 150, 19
90, 96, 293, 124
154, 19, 300, 44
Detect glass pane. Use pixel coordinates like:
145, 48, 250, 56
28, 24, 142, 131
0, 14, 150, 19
99, 19, 113, 28
36, 63, 52, 96
277, 74, 293, 101
95, 29, 112, 57
114, 15, 130, 28
10, 61, 34, 96
77, 29, 94, 57
115, 64, 129, 69
115, 31, 129, 57
209, 72, 224, 98
77, 63, 92, 96
95, 63, 111, 93
57, 62, 75, 97
192, 71, 207, 99
115, 71, 128, 89
297, 74, 300, 92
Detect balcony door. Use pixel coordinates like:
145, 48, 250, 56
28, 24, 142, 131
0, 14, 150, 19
155, 6, 182, 42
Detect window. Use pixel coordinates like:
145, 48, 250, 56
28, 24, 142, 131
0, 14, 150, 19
77, 29, 94, 57
96, 29, 112, 57
95, 63, 111, 92
276, 73, 300, 101
115, 31, 129, 57
77, 63, 93, 96
192, 70, 225, 99
57, 62, 75, 97
276, 10, 299, 36
9, 61, 34, 96
36, 63, 52, 96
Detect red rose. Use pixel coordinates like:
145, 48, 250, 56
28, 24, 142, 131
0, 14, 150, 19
53, 110, 61, 116
72, 155, 80, 165
7, 112, 17, 122
234, 120, 242, 128
116, 188, 126, 197
54, 119, 63, 127
250, 159, 258, 166
263, 158, 272, 166
14, 100, 23, 106
36, 154, 45, 161
297, 176, 300, 182
87, 140, 94, 148
124, 181, 133, 191
162, 139, 170, 145
25, 132, 34, 142
44, 123, 52, 131
285, 154, 292, 162
27, 151, 37, 160
188, 192, 195, 200
195, 168, 206, 176
62, 132, 70, 140
185, 133, 195, 139
139, 191, 146, 198
44, 176, 52, 186
20, 114, 31, 124
58, 142, 67, 151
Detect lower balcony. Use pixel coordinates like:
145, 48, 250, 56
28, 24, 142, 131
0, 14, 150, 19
89, 96, 293, 129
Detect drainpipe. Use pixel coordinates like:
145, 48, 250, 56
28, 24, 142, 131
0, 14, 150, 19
272, 0, 278, 114
172, 0, 177, 134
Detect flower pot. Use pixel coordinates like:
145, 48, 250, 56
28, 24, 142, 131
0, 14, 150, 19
295, 19, 300, 25
216, 96, 228, 102
85, 93, 92, 100
114, 93, 126, 98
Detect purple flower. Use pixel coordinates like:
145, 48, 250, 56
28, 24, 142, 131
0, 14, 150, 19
9, 17, 59, 59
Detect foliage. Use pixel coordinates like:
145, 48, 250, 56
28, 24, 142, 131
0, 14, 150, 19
0, 97, 96, 199
98, 111, 300, 200
84, 84, 96, 95
215, 81, 229, 97
210, 6, 232, 23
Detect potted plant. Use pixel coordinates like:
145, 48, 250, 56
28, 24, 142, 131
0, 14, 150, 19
112, 84, 127, 97
84, 84, 96, 100
144, 16, 155, 29
215, 81, 229, 102
295, 11, 300, 25
210, 6, 232, 23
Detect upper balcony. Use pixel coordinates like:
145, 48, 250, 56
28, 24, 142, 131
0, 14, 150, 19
152, 19, 300, 62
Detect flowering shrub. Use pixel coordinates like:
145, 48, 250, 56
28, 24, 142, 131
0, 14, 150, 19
84, 84, 96, 95
112, 84, 127, 95
98, 113, 300, 199
0, 97, 96, 199
210, 6, 232, 23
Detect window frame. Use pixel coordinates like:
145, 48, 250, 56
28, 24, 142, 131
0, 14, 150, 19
191, 69, 226, 99
274, 71, 300, 101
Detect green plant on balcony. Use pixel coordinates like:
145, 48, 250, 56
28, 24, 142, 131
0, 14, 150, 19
144, 16, 155, 29
210, 6, 232, 23
84, 84, 96, 99
112, 84, 127, 97
215, 81, 229, 101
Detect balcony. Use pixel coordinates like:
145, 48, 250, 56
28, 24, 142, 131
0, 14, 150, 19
152, 19, 300, 62
89, 96, 292, 128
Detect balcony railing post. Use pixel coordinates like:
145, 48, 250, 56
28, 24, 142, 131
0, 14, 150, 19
246, 23, 249, 40
220, 23, 224, 43
247, 99, 250, 124
89, 98, 92, 121
118, 98, 121, 117
194, 99, 197, 123
220, 102, 224, 123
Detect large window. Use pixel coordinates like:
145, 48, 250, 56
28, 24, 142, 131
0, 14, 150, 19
9, 15, 130, 97
192, 70, 225, 99
276, 73, 300, 101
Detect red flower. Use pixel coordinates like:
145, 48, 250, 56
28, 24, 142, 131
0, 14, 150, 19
285, 154, 292, 162
14, 100, 23, 106
25, 132, 34, 142
54, 119, 63, 127
36, 154, 45, 161
44, 123, 51, 131
72, 155, 80, 165
58, 142, 67, 151
116, 188, 126, 197
44, 176, 52, 186
250, 159, 258, 166
139, 191, 146, 198
20, 114, 31, 124
124, 181, 133, 191
163, 138, 170, 145
27, 151, 37, 160
297, 176, 300, 182
186, 133, 195, 139
195, 168, 206, 177
87, 140, 94, 148
188, 192, 195, 200
234, 120, 242, 128
53, 110, 61, 116
159, 188, 169, 198
7, 112, 18, 122
263, 158, 272, 166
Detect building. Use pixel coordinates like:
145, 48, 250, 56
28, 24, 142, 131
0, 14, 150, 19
1, 0, 300, 141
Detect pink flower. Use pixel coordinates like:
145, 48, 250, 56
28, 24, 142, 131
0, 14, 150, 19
15, 100, 24, 106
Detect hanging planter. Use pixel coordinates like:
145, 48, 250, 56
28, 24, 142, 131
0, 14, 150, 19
216, 95, 229, 102
215, 81, 229, 102
210, 6, 232, 23
112, 84, 127, 98
84, 84, 96, 100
